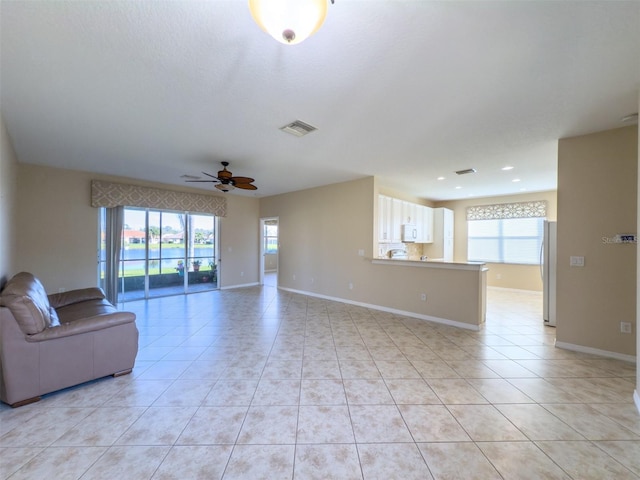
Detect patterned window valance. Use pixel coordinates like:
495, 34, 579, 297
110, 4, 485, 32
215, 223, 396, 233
91, 180, 227, 217
466, 200, 546, 221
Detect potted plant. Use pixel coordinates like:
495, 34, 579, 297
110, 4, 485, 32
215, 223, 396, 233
192, 259, 201, 272
175, 260, 185, 276
209, 261, 217, 282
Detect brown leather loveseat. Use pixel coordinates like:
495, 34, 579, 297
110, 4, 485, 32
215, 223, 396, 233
0, 272, 138, 407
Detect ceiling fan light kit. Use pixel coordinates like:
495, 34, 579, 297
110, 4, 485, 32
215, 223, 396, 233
249, 0, 331, 45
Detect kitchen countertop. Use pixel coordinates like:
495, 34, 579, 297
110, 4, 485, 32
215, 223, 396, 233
372, 257, 488, 271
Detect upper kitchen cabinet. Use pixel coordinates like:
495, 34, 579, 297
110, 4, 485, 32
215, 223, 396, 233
378, 195, 393, 242
416, 205, 434, 243
377, 195, 434, 244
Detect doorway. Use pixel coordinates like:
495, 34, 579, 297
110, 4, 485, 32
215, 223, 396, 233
260, 217, 278, 287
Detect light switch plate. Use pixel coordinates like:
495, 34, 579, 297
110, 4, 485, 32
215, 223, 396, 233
570, 256, 585, 267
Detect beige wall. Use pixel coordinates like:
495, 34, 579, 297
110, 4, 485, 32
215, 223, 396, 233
436, 190, 558, 291
260, 177, 485, 327
15, 163, 260, 293
0, 114, 18, 287
557, 126, 637, 358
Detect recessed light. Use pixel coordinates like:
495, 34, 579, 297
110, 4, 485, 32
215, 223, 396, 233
437, 176, 445, 181
501, 166, 514, 171
455, 186, 462, 189
512, 178, 521, 183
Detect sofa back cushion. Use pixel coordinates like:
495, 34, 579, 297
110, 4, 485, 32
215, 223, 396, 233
0, 272, 59, 334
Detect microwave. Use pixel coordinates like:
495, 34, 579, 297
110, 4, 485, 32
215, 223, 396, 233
401, 224, 417, 242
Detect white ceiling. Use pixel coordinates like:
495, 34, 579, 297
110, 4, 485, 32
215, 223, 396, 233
1, 1, 639, 201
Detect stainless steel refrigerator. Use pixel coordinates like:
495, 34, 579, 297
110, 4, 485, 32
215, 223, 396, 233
542, 220, 557, 326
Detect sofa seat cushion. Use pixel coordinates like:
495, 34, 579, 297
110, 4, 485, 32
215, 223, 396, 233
55, 298, 119, 324
0, 272, 58, 334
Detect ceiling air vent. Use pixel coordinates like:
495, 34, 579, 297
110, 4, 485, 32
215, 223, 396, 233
280, 120, 318, 137
455, 168, 477, 175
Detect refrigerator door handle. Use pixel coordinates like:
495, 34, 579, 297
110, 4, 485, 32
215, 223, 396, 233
539, 240, 544, 280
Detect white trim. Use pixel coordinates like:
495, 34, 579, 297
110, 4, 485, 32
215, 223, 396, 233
488, 286, 542, 295
555, 341, 637, 364
278, 287, 481, 331
634, 390, 640, 415
220, 282, 260, 290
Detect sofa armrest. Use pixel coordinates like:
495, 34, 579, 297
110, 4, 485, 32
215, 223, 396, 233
48, 288, 106, 309
25, 312, 136, 342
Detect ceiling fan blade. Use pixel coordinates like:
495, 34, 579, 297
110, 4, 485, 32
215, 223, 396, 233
231, 176, 255, 184
235, 183, 257, 190
185, 179, 218, 183
201, 171, 220, 180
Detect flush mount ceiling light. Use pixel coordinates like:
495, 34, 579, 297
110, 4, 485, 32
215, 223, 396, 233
249, 0, 333, 45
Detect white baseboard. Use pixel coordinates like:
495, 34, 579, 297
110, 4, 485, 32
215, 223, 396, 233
487, 286, 542, 295
555, 341, 637, 364
220, 282, 260, 290
634, 390, 640, 415
278, 287, 481, 331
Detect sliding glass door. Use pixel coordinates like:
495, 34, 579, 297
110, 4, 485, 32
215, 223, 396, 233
101, 207, 219, 302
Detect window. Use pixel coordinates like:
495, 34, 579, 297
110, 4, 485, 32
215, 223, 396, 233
100, 207, 219, 302
264, 223, 278, 254
468, 217, 544, 265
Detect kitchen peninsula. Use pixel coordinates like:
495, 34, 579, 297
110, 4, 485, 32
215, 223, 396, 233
371, 258, 488, 331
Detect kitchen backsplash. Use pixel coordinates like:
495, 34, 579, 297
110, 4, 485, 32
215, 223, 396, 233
379, 242, 423, 260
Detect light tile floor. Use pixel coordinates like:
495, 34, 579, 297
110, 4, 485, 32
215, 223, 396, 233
1, 287, 639, 479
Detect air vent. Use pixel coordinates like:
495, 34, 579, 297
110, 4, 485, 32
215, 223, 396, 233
455, 168, 477, 175
280, 120, 318, 137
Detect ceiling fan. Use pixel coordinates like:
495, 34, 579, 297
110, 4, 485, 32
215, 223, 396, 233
185, 161, 257, 193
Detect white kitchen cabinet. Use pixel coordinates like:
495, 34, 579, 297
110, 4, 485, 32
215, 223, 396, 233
377, 195, 393, 242
401, 201, 418, 225
430, 207, 454, 261
378, 195, 434, 245
391, 198, 403, 242
416, 205, 434, 243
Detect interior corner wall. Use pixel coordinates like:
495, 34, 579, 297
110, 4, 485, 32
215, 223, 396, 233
218, 194, 260, 288
259, 177, 485, 328
0, 114, 19, 287
15, 163, 260, 294
437, 190, 558, 291
637, 97, 640, 411
557, 126, 637, 358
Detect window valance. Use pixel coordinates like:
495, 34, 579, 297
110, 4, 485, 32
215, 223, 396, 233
466, 200, 546, 221
91, 180, 227, 217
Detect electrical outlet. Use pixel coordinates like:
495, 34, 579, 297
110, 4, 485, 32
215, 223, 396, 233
292, 274, 296, 281
240, 271, 244, 277
358, 249, 365, 257
496, 274, 502, 280
420, 293, 427, 301
570, 256, 585, 267
620, 322, 632, 334
311, 277, 314, 284
349, 282, 354, 290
